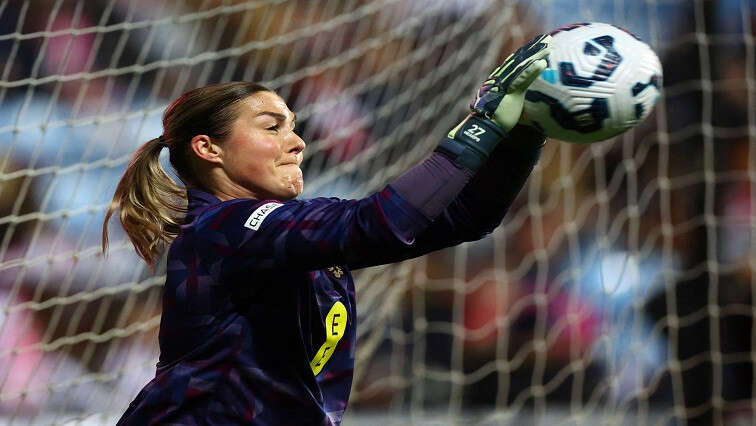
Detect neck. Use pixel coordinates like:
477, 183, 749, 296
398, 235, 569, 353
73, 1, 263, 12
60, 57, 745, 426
206, 168, 258, 201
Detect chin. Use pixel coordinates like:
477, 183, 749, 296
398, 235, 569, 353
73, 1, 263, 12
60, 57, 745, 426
286, 180, 304, 200
278, 186, 303, 201
274, 171, 304, 201
291, 186, 304, 199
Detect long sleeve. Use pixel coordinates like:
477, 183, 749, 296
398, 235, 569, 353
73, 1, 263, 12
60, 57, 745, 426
186, 186, 429, 275
187, 126, 542, 274
347, 124, 545, 269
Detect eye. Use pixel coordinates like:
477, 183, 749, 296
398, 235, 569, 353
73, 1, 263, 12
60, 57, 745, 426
266, 124, 280, 132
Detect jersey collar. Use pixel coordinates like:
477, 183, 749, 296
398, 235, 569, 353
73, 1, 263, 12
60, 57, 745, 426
186, 189, 222, 219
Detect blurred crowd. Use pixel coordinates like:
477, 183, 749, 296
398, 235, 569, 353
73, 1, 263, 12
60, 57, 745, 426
0, 0, 753, 424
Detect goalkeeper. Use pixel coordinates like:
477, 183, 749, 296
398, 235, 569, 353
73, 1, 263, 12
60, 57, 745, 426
105, 34, 551, 425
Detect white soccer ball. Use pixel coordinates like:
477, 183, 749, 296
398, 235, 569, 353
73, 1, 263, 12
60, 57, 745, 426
523, 22, 663, 143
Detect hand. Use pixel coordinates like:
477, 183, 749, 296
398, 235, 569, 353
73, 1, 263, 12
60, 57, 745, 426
470, 34, 552, 132
438, 34, 551, 172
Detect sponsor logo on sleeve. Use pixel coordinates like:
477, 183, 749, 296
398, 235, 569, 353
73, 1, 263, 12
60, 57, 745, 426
243, 202, 282, 231
310, 301, 348, 376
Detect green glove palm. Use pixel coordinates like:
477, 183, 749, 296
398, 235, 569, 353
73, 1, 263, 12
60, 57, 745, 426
470, 33, 552, 132
438, 34, 551, 172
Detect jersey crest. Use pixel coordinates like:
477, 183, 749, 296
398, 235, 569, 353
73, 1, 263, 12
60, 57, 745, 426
327, 266, 344, 279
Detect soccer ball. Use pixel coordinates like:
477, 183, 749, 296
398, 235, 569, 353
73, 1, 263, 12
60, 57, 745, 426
523, 22, 663, 143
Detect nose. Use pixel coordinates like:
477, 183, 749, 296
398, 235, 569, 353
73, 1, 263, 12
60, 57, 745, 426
288, 131, 306, 154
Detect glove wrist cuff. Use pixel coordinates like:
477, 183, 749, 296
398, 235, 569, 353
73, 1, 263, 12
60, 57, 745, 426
435, 115, 505, 172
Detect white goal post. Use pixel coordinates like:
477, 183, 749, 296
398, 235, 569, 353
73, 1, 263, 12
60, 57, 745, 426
0, 0, 753, 424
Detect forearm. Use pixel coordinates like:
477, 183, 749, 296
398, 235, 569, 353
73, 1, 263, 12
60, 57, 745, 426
385, 114, 505, 238
348, 125, 544, 270
401, 124, 545, 246
390, 152, 473, 220
458, 124, 545, 228
394, 124, 544, 234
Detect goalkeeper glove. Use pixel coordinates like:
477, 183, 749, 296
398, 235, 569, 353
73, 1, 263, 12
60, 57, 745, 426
438, 34, 552, 171
471, 33, 551, 132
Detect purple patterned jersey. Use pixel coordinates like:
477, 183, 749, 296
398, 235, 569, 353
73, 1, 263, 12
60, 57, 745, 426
117, 125, 544, 425
117, 186, 437, 426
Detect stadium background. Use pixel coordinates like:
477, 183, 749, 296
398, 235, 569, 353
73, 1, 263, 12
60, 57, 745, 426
0, 0, 753, 424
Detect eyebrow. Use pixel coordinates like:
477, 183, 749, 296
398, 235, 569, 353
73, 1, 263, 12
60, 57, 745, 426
256, 111, 296, 123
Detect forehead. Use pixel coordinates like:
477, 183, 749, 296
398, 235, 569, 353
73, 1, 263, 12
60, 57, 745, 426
239, 91, 293, 119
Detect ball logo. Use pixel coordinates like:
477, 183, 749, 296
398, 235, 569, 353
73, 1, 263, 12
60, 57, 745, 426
243, 202, 282, 231
559, 35, 622, 88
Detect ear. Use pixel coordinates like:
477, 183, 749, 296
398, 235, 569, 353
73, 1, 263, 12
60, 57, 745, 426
190, 135, 223, 164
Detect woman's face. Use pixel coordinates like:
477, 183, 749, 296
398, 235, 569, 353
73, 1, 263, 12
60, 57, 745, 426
221, 91, 305, 201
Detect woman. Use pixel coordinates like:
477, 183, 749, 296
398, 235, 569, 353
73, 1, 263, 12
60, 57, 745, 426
104, 35, 551, 425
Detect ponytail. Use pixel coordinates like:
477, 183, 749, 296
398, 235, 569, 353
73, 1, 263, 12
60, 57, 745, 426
103, 82, 272, 270
102, 137, 186, 270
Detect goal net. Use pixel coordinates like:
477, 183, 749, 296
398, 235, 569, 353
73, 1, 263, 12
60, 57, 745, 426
0, 0, 753, 424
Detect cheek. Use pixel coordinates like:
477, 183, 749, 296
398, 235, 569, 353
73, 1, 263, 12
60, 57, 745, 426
258, 139, 283, 164
229, 138, 280, 175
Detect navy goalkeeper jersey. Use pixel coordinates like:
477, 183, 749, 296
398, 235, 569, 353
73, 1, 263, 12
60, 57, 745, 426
117, 126, 544, 425
118, 186, 433, 425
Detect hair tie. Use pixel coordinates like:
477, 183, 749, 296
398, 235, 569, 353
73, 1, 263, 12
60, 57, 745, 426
157, 135, 168, 148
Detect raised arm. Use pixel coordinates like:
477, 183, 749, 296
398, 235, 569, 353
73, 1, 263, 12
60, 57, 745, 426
347, 124, 545, 269
198, 35, 552, 273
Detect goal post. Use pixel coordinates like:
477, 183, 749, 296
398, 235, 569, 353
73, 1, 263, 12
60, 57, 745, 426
0, 0, 753, 424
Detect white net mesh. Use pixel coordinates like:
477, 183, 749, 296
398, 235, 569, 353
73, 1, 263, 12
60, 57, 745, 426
0, 0, 753, 424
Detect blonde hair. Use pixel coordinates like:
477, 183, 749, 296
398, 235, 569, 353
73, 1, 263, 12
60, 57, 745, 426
103, 82, 271, 270
102, 138, 185, 268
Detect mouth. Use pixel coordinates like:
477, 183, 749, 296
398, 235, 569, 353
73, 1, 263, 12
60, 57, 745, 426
278, 160, 300, 166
